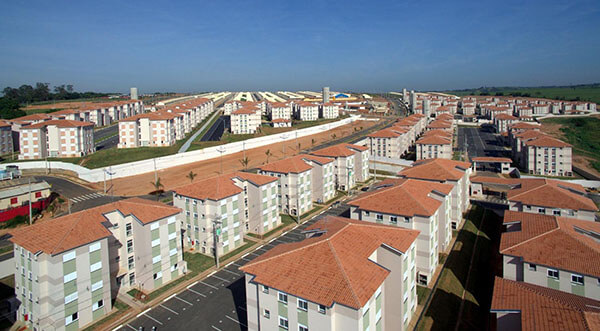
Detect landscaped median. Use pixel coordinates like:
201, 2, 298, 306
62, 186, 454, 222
414, 205, 502, 330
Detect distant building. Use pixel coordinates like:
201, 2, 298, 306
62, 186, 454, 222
19, 120, 95, 159
231, 107, 261, 134
322, 87, 330, 103
130, 87, 138, 100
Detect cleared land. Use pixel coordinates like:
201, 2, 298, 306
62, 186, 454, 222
95, 119, 377, 196
540, 115, 600, 177
446, 84, 600, 104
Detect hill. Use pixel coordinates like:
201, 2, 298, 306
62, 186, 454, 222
444, 83, 600, 104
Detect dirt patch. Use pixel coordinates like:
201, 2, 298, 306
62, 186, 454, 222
95, 120, 378, 196
539, 121, 565, 140
23, 102, 92, 111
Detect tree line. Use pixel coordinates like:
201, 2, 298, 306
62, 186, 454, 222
0, 83, 109, 120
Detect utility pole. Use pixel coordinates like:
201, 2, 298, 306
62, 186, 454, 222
153, 158, 158, 184
103, 168, 106, 194
217, 147, 226, 174
28, 177, 32, 225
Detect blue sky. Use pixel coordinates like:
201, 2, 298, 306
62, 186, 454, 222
1, 0, 599, 93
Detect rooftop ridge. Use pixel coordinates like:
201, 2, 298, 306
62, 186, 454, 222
327, 239, 362, 308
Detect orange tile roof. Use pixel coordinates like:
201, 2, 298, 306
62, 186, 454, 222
299, 154, 334, 165
173, 174, 243, 201
271, 118, 290, 123
25, 119, 94, 129
232, 171, 277, 186
507, 179, 597, 212
0, 120, 12, 128
523, 135, 572, 148
422, 129, 452, 138
232, 107, 258, 115
367, 129, 402, 138
416, 135, 451, 145
495, 113, 518, 120
472, 156, 512, 163
311, 144, 355, 157
510, 122, 541, 130
501, 211, 600, 277
11, 113, 51, 123
491, 277, 600, 331
399, 158, 471, 181
427, 120, 452, 129
9, 198, 180, 255
348, 179, 453, 217
258, 155, 313, 174
240, 216, 419, 309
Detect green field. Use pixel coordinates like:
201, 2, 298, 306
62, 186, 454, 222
540, 116, 600, 173
445, 84, 600, 104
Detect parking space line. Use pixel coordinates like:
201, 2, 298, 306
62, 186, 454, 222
211, 274, 229, 282
211, 326, 222, 331
221, 268, 240, 276
163, 293, 177, 302
200, 281, 219, 290
159, 304, 179, 315
231, 262, 243, 267
226, 315, 247, 327
125, 324, 136, 331
187, 287, 206, 297
136, 308, 151, 318
187, 281, 199, 289
144, 312, 163, 325
174, 295, 194, 306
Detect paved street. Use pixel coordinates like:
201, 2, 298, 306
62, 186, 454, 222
122, 202, 351, 331
457, 125, 510, 159
94, 124, 119, 150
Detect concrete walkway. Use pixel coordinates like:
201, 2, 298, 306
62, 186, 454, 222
177, 109, 223, 153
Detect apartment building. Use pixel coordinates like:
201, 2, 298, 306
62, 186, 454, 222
320, 103, 340, 119
500, 211, 600, 302
493, 114, 518, 133
295, 102, 319, 121
118, 113, 177, 148
172, 172, 280, 255
231, 107, 262, 134
399, 158, 472, 230
9, 198, 184, 331
19, 120, 94, 160
523, 135, 573, 176
269, 102, 292, 120
415, 134, 451, 160
0, 121, 13, 155
258, 155, 336, 216
241, 216, 420, 331
311, 143, 370, 190
348, 179, 453, 285
367, 128, 406, 158
491, 277, 600, 331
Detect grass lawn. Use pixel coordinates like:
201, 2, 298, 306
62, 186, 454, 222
24, 107, 66, 115
0, 244, 13, 255
417, 286, 431, 305
446, 84, 600, 104
416, 206, 501, 330
81, 299, 130, 331
541, 116, 600, 173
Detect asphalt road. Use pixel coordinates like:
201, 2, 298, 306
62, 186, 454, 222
94, 124, 119, 150
33, 175, 121, 213
124, 202, 351, 331
200, 116, 228, 142
457, 125, 510, 159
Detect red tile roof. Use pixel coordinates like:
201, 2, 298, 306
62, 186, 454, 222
348, 179, 453, 217
500, 211, 600, 277
399, 158, 471, 181
416, 135, 451, 145
240, 216, 419, 309
258, 155, 313, 174
25, 119, 94, 129
491, 277, 600, 331
472, 157, 512, 163
232, 172, 278, 186
311, 144, 356, 157
523, 135, 572, 148
9, 198, 180, 255
507, 178, 597, 211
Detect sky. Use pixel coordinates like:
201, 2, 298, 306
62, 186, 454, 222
0, 0, 599, 93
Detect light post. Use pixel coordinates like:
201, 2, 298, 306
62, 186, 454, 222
104, 168, 115, 195
217, 147, 226, 174
280, 134, 289, 156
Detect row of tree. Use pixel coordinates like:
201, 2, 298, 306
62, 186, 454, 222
2, 83, 108, 104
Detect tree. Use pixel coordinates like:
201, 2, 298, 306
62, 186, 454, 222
265, 149, 272, 163
331, 133, 337, 140
311, 138, 316, 148
150, 178, 164, 200
186, 171, 197, 183
297, 142, 301, 155
239, 157, 249, 170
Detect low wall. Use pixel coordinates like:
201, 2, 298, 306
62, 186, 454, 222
2, 116, 360, 183
0, 255, 14, 279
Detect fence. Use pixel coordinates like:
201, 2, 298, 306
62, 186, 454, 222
0, 199, 49, 223
1, 116, 360, 183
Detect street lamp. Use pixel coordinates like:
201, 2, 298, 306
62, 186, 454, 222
280, 134, 289, 156
216, 146, 226, 174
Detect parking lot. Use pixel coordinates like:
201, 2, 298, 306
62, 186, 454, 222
123, 202, 351, 331
457, 125, 509, 159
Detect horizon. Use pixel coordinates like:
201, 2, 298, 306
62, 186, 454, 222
1, 0, 599, 93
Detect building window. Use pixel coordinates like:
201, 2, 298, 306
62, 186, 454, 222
364, 211, 370, 216
547, 269, 559, 279
553, 210, 561, 216
318, 304, 327, 314
278, 316, 289, 330
128, 256, 134, 269
299, 324, 309, 331
127, 239, 133, 253
10, 197, 17, 204
529, 263, 537, 271
390, 216, 398, 224
262, 285, 269, 294
298, 298, 308, 311
278, 292, 288, 304
376, 214, 383, 221
263, 309, 270, 319
65, 312, 78, 325
92, 299, 104, 311
572, 274, 584, 285
126, 223, 132, 236
129, 273, 135, 286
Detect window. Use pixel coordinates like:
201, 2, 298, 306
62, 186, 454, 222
35, 192, 42, 198
65, 312, 78, 325
128, 256, 134, 269
263, 309, 270, 319
376, 214, 383, 221
92, 299, 104, 311
364, 211, 370, 216
153, 271, 162, 280
64, 291, 78, 304
298, 298, 308, 311
299, 324, 309, 331
538, 208, 546, 214
126, 223, 132, 236
572, 274, 584, 285
279, 316, 289, 330
553, 210, 561, 216
10, 197, 17, 204
404, 217, 411, 223
390, 216, 398, 224
318, 304, 327, 314
547, 269, 559, 279
529, 263, 537, 271
262, 285, 269, 294
278, 292, 288, 304
127, 239, 133, 253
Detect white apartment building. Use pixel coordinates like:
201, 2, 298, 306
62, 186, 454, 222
173, 172, 280, 256
415, 134, 452, 160
348, 179, 453, 285
523, 135, 573, 176
320, 103, 340, 119
296, 102, 319, 121
118, 113, 177, 148
311, 143, 370, 189
0, 121, 13, 155
241, 216, 419, 331
269, 102, 292, 120
19, 120, 94, 160
9, 198, 185, 331
368, 128, 407, 158
231, 107, 262, 134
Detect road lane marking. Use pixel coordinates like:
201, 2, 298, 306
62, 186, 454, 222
174, 295, 194, 306
200, 281, 219, 290
187, 288, 206, 297
159, 304, 179, 315
226, 315, 247, 327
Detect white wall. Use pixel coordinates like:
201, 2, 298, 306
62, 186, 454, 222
3, 116, 361, 183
